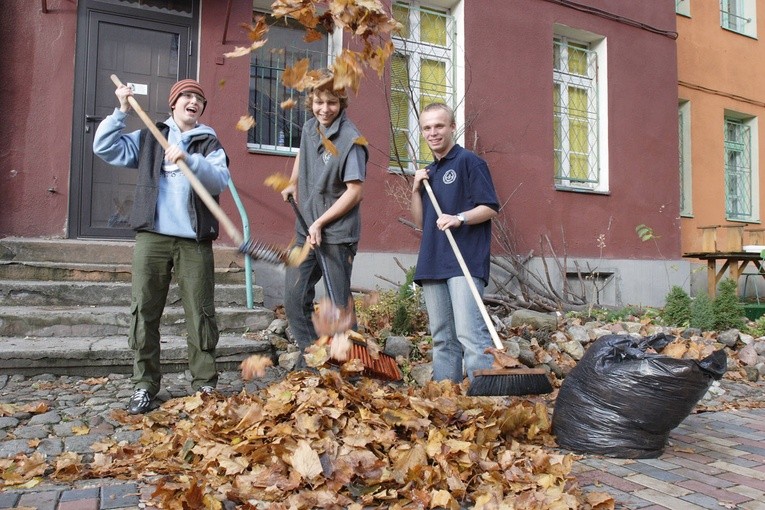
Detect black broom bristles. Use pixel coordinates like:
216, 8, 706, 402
467, 368, 554, 397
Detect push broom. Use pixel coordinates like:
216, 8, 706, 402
109, 74, 307, 268
421, 180, 552, 396
287, 195, 402, 381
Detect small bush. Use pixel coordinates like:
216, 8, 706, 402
663, 285, 691, 326
713, 278, 745, 330
690, 293, 715, 332
746, 314, 765, 338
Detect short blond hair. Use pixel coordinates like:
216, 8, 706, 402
421, 102, 455, 125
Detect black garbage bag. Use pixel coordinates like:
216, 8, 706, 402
552, 333, 727, 459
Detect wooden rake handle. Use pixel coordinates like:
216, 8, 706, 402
422, 179, 503, 349
109, 74, 242, 245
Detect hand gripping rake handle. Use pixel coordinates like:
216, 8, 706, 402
109, 74, 243, 245
287, 195, 338, 304
422, 179, 503, 349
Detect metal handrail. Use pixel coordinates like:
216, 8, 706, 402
227, 179, 254, 309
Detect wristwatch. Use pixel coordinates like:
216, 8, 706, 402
456, 213, 466, 225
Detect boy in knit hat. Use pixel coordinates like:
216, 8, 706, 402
93, 78, 230, 414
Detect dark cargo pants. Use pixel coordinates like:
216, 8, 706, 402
129, 232, 219, 395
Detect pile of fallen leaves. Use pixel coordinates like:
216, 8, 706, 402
46, 371, 610, 509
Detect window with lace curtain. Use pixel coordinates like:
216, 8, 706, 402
553, 29, 608, 193
389, 1, 456, 173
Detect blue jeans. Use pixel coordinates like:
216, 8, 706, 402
284, 242, 357, 368
421, 276, 495, 383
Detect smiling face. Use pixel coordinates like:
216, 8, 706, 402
419, 107, 456, 160
311, 90, 342, 128
171, 91, 205, 131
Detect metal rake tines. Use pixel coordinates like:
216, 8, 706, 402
239, 239, 288, 265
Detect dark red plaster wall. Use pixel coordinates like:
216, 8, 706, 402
463, 0, 680, 260
0, 0, 77, 237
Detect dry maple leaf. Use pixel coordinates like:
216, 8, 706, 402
353, 135, 368, 146
318, 127, 338, 156
291, 439, 323, 480
235, 115, 255, 132
240, 355, 273, 380
312, 297, 353, 337
281, 97, 297, 110
264, 173, 292, 193
485, 346, 524, 369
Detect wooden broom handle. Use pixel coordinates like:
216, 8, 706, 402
109, 74, 242, 245
422, 179, 503, 349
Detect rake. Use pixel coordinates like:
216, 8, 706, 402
109, 74, 305, 267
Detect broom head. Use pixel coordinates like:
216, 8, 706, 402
467, 368, 553, 397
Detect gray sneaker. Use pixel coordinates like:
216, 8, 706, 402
199, 385, 215, 395
127, 388, 153, 414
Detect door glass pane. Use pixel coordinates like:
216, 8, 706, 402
99, 0, 193, 16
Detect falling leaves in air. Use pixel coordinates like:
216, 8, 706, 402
353, 135, 368, 146
235, 115, 255, 132
223, 17, 269, 58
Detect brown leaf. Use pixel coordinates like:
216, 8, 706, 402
291, 440, 323, 481
263, 173, 291, 193
280, 97, 297, 110
235, 115, 255, 132
241, 355, 273, 380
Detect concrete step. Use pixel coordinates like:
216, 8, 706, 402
0, 260, 254, 286
0, 236, 247, 267
0, 305, 275, 338
0, 280, 263, 308
0, 334, 274, 376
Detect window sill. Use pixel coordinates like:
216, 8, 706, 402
247, 144, 298, 157
554, 185, 610, 196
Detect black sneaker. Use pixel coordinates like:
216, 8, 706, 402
127, 388, 153, 414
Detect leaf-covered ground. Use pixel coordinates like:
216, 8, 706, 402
40, 371, 611, 509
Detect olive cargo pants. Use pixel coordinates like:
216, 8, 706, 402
129, 232, 219, 395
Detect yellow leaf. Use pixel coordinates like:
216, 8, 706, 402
353, 135, 368, 146
263, 173, 291, 193
71, 425, 90, 436
240, 355, 273, 380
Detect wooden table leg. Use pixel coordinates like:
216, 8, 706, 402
708, 259, 717, 297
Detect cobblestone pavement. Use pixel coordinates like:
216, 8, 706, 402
0, 372, 764, 509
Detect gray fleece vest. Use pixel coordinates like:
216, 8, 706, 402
296, 111, 368, 244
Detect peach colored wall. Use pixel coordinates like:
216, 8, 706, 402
677, 1, 765, 253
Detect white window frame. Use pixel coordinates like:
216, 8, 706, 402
247, 1, 342, 155
676, 0, 691, 17
724, 112, 759, 222
720, 0, 758, 38
388, 0, 464, 174
679, 101, 693, 217
553, 25, 609, 193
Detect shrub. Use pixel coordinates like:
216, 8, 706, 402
690, 293, 715, 332
713, 278, 745, 330
663, 285, 691, 326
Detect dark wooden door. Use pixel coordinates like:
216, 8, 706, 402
70, 3, 196, 239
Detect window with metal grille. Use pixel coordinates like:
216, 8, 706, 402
679, 101, 693, 216
389, 1, 456, 173
724, 119, 752, 220
553, 37, 600, 189
248, 14, 329, 154
720, 0, 757, 37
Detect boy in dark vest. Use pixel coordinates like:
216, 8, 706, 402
93, 79, 230, 413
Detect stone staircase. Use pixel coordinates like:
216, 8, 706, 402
0, 237, 276, 376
